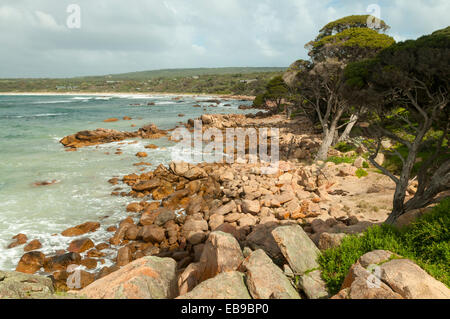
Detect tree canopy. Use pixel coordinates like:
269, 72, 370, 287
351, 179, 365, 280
316, 14, 390, 41
344, 26, 450, 224
308, 27, 395, 63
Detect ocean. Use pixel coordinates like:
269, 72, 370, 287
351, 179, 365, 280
0, 94, 253, 272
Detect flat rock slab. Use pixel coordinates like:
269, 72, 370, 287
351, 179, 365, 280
334, 250, 450, 299
380, 258, 450, 299
298, 270, 329, 299
199, 231, 244, 282
0, 271, 54, 299
242, 249, 301, 299
271, 225, 320, 274
177, 271, 251, 299
74, 257, 178, 299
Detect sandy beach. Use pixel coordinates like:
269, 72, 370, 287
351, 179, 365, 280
0, 92, 255, 101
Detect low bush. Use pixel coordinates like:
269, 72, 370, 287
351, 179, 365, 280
355, 168, 368, 178
326, 155, 358, 165
318, 198, 450, 295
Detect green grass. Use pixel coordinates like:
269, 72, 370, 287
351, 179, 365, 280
355, 168, 368, 178
318, 198, 450, 295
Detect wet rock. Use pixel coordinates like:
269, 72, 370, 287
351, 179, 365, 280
23, 239, 42, 252
241, 249, 301, 299
154, 208, 176, 226
125, 225, 140, 240
68, 238, 95, 254
7, 233, 28, 249
136, 152, 148, 158
126, 202, 144, 213
183, 166, 208, 180
116, 246, 133, 267
61, 222, 100, 237
104, 118, 119, 122
16, 251, 46, 274
152, 183, 175, 200
80, 258, 98, 270
44, 252, 81, 272
132, 178, 161, 192
60, 128, 136, 149
74, 257, 178, 299
142, 225, 166, 244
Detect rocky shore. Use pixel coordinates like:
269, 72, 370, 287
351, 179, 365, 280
3, 110, 449, 299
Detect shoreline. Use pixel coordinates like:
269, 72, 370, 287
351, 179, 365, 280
0, 91, 255, 101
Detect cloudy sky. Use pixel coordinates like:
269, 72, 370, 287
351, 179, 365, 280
0, 0, 448, 78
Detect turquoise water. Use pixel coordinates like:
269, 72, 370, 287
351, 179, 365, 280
0, 94, 253, 271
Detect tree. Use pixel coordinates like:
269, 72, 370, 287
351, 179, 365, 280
344, 26, 450, 224
292, 16, 394, 160
262, 76, 289, 112
315, 14, 389, 41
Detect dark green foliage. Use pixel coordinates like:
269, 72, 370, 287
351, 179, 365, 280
318, 198, 450, 295
334, 141, 357, 153
252, 93, 265, 107
343, 26, 449, 223
262, 76, 289, 109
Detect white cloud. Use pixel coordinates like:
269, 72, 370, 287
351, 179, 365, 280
34, 10, 62, 30
0, 0, 448, 77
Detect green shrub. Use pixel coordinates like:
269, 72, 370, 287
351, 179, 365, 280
362, 161, 369, 168
326, 155, 357, 164
334, 142, 357, 153
318, 198, 450, 295
318, 225, 405, 294
253, 93, 265, 107
355, 168, 368, 178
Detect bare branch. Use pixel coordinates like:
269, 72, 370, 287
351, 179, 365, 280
368, 139, 400, 184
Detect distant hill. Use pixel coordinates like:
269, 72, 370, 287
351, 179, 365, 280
0, 67, 287, 95
80, 67, 287, 80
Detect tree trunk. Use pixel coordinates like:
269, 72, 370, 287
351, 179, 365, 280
384, 206, 406, 225
338, 113, 359, 142
384, 145, 418, 225
315, 128, 334, 161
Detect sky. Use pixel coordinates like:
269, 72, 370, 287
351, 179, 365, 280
0, 0, 448, 78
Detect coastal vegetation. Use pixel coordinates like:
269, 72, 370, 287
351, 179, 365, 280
319, 198, 450, 295
256, 15, 449, 225
1, 12, 449, 301
0, 67, 285, 96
